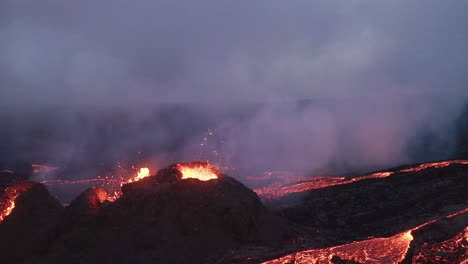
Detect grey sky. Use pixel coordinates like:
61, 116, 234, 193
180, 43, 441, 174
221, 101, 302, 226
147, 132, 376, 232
1, 1, 467, 105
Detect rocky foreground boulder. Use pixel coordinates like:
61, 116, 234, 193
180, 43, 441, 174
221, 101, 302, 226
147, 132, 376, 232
58, 186, 108, 232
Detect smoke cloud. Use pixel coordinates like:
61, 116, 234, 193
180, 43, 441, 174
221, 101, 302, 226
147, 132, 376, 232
1, 1, 467, 181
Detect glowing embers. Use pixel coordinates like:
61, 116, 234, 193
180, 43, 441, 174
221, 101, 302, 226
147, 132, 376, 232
127, 167, 150, 183
177, 163, 219, 181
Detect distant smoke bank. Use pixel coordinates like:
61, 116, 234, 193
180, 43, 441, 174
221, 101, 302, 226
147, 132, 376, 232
1, 1, 467, 180
181, 97, 464, 177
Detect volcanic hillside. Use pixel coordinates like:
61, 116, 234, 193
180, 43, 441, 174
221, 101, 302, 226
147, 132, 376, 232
0, 161, 467, 263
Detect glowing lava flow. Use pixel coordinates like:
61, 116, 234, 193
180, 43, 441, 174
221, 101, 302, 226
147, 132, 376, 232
266, 231, 414, 264
40, 178, 122, 185
254, 160, 468, 201
254, 173, 392, 202
32, 164, 58, 174
39, 167, 151, 202
177, 163, 219, 181
412, 226, 468, 263
40, 169, 150, 187
399, 160, 468, 173
0, 184, 34, 222
264, 208, 468, 264
1, 167, 151, 221
0, 188, 19, 222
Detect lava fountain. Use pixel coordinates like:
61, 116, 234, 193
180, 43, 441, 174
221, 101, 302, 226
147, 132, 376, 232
127, 167, 150, 183
106, 167, 151, 201
177, 163, 219, 181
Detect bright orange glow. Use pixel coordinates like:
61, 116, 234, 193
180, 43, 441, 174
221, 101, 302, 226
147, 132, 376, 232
254, 160, 468, 201
0, 191, 18, 222
413, 226, 468, 263
264, 207, 468, 263
264, 231, 413, 264
0, 184, 33, 222
39, 166, 152, 202
399, 160, 468, 173
178, 163, 219, 181
127, 167, 150, 183
107, 167, 151, 201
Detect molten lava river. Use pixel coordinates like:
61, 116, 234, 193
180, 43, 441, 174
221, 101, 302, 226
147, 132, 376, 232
254, 160, 468, 201
264, 208, 468, 264
265, 231, 413, 264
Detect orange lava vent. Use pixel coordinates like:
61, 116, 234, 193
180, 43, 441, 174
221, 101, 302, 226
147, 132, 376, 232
177, 163, 219, 181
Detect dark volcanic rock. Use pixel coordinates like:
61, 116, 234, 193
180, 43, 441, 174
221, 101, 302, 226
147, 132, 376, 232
0, 164, 31, 186
3, 161, 467, 263
402, 210, 468, 263
279, 163, 468, 246
35, 163, 287, 264
59, 187, 108, 231
0, 182, 63, 263
411, 228, 468, 263
0, 170, 18, 185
